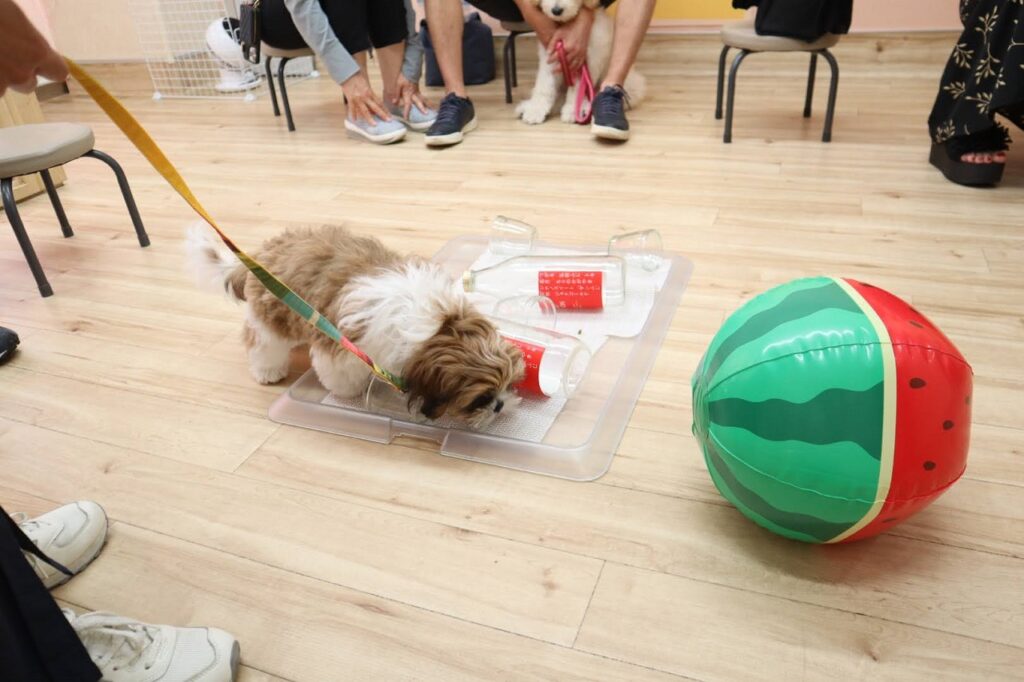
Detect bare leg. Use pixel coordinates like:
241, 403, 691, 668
375, 41, 405, 102
603, 0, 656, 88
425, 0, 467, 96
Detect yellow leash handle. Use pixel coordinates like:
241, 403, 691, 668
65, 58, 406, 391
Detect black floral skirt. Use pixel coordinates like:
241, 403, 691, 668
928, 0, 1024, 147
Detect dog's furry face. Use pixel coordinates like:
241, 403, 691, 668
530, 0, 599, 22
403, 313, 525, 429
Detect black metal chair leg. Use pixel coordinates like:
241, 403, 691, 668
724, 49, 750, 144
2, 177, 53, 297
265, 57, 280, 117
510, 33, 519, 87
715, 44, 730, 120
83, 149, 150, 247
821, 49, 839, 142
804, 52, 818, 118
41, 168, 73, 238
504, 35, 514, 104
277, 57, 296, 132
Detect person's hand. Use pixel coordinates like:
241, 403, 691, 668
0, 0, 69, 96
391, 74, 430, 120
547, 7, 595, 74
341, 72, 391, 125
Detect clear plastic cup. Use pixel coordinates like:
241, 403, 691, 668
608, 229, 664, 272
493, 295, 559, 330
489, 216, 538, 256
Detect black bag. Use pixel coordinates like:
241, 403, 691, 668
239, 0, 262, 64
421, 12, 495, 87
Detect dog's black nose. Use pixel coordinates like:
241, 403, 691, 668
494, 400, 505, 413
551, 5, 564, 15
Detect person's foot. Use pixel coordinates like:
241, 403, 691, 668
387, 102, 438, 133
344, 116, 407, 145
591, 85, 630, 141
425, 93, 477, 147
64, 609, 240, 682
960, 151, 1008, 164
14, 501, 108, 589
0, 325, 19, 364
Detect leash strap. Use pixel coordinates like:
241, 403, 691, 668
554, 41, 594, 125
65, 59, 406, 392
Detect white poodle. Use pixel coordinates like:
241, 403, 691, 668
515, 0, 646, 126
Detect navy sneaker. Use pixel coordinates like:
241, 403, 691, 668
591, 85, 631, 141
425, 93, 477, 147
0, 326, 19, 364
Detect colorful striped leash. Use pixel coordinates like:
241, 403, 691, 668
65, 58, 407, 392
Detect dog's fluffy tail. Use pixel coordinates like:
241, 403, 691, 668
184, 222, 247, 301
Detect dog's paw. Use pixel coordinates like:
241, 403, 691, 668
560, 101, 575, 123
250, 364, 289, 385
516, 100, 549, 125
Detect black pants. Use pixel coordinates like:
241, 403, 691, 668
262, 0, 408, 54
929, 0, 1024, 146
0, 507, 99, 681
467, 0, 615, 23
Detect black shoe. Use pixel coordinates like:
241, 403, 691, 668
591, 85, 630, 141
425, 93, 477, 147
0, 326, 19, 365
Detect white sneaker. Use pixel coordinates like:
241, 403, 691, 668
64, 609, 240, 682
15, 501, 108, 588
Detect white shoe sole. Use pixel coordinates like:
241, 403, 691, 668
425, 116, 478, 147
344, 119, 407, 145
45, 503, 109, 589
400, 117, 435, 133
591, 122, 630, 141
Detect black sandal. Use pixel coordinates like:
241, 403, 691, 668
930, 124, 1010, 187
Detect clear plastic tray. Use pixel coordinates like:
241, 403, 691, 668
268, 236, 693, 481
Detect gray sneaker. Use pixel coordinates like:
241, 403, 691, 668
387, 102, 438, 132
344, 116, 407, 145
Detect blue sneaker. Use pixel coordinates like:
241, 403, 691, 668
344, 115, 407, 145
591, 85, 631, 141
388, 102, 438, 132
425, 93, 477, 147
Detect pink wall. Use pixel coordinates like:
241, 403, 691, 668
853, 0, 962, 32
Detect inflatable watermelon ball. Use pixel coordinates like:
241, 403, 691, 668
691, 277, 973, 544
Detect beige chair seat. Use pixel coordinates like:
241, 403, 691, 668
500, 20, 532, 34
261, 43, 315, 59
721, 17, 840, 52
0, 123, 94, 178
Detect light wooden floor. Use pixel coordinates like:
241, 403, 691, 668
1, 33, 1023, 681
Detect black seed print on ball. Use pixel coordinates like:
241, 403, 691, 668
882, 517, 898, 523
910, 378, 926, 389
909, 320, 924, 328
966, 395, 972, 405
943, 420, 954, 430
924, 461, 936, 471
